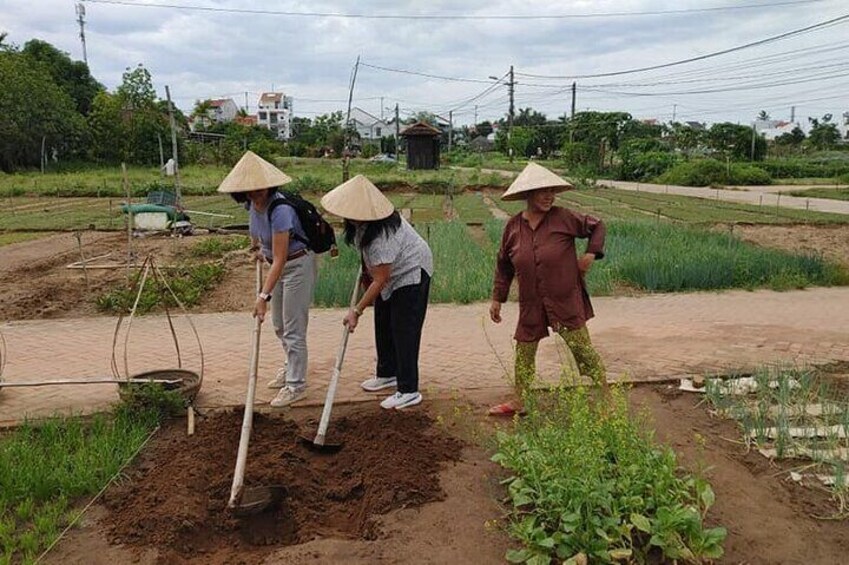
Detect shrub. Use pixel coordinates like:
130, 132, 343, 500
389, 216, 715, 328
656, 160, 771, 186
618, 150, 678, 181
656, 159, 727, 186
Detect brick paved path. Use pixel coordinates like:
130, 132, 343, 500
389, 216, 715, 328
2, 288, 848, 423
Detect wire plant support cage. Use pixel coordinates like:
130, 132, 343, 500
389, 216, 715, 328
111, 254, 205, 403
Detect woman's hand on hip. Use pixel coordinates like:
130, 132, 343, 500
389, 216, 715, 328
489, 301, 502, 324
253, 297, 268, 322
343, 309, 360, 333
578, 253, 595, 273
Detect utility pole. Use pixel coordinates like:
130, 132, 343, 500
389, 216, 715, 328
448, 110, 453, 151
790, 105, 796, 124
474, 104, 478, 127
672, 104, 677, 122
570, 82, 576, 120
380, 97, 384, 120
395, 103, 400, 161
165, 85, 182, 203
343, 56, 360, 182
569, 81, 577, 143
75, 3, 88, 66
508, 64, 515, 162
750, 122, 757, 161
244, 91, 249, 114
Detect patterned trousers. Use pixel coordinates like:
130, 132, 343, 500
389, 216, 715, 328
514, 325, 606, 394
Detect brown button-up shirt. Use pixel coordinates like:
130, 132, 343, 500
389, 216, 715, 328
492, 206, 606, 342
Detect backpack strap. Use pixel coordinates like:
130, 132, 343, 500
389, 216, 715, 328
266, 195, 309, 246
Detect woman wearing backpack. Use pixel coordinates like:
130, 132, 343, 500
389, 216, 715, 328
321, 175, 433, 410
218, 151, 317, 408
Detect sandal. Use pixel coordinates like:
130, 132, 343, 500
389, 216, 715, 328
488, 402, 524, 417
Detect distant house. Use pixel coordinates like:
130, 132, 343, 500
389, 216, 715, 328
348, 107, 392, 142
684, 121, 706, 131
469, 136, 494, 152
257, 92, 293, 140
188, 98, 238, 131
756, 119, 798, 141
208, 98, 238, 123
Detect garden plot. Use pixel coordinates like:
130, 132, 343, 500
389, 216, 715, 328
689, 367, 849, 517
38, 402, 509, 565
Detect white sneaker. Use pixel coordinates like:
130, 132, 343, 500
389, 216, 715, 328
267, 366, 287, 389
380, 392, 422, 410
270, 386, 305, 408
361, 376, 397, 392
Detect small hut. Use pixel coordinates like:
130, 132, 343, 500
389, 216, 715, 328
400, 121, 441, 170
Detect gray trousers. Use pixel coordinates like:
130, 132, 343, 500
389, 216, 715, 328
270, 252, 316, 389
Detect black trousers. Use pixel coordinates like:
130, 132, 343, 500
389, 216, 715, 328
374, 270, 431, 394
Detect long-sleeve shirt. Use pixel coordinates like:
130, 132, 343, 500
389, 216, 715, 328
492, 206, 606, 342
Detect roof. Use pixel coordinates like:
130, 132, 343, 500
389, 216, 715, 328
400, 121, 441, 137
260, 92, 283, 104
208, 98, 232, 108
349, 107, 382, 126
235, 115, 258, 126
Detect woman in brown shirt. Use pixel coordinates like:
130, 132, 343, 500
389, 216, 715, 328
489, 163, 607, 416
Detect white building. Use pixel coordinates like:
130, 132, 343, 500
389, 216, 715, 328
208, 98, 238, 123
257, 92, 293, 140
348, 107, 392, 142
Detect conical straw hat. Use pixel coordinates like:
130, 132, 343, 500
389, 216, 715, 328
320, 175, 395, 221
217, 151, 292, 193
500, 162, 574, 201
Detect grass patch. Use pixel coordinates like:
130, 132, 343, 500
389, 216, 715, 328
186, 235, 249, 259
0, 159, 506, 198
594, 221, 847, 293
0, 385, 181, 564
96, 263, 225, 314
494, 386, 725, 563
0, 232, 50, 247
786, 187, 849, 201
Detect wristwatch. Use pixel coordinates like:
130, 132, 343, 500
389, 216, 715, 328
258, 292, 272, 302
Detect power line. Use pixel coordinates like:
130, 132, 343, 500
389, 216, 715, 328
82, 0, 828, 20
515, 12, 849, 79
359, 62, 493, 84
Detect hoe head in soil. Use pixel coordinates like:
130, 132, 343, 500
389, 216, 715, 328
229, 485, 287, 517
297, 430, 343, 454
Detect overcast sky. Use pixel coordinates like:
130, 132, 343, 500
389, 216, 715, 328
2, 0, 848, 127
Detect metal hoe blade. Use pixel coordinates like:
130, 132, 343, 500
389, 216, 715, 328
229, 485, 286, 517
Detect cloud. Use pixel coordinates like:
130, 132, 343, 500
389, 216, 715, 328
1, 0, 847, 125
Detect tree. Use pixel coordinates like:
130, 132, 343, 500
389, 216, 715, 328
774, 125, 805, 147
21, 39, 102, 115
807, 114, 840, 150
512, 107, 547, 127
86, 64, 170, 164
474, 120, 493, 138
0, 49, 86, 171
707, 122, 766, 161
757, 110, 770, 121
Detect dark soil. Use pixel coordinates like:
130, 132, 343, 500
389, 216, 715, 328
103, 408, 463, 564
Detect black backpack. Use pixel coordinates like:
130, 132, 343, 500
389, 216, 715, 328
267, 191, 337, 254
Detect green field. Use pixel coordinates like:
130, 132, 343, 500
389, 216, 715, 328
0, 158, 509, 198
786, 187, 849, 201
495, 188, 849, 225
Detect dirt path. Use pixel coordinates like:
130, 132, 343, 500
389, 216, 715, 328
732, 223, 849, 266
599, 179, 849, 215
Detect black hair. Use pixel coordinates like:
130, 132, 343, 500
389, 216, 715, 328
343, 211, 402, 249
229, 187, 276, 206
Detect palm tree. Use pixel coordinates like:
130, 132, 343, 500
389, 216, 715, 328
757, 110, 770, 121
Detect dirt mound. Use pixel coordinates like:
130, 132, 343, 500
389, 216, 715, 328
104, 408, 463, 564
